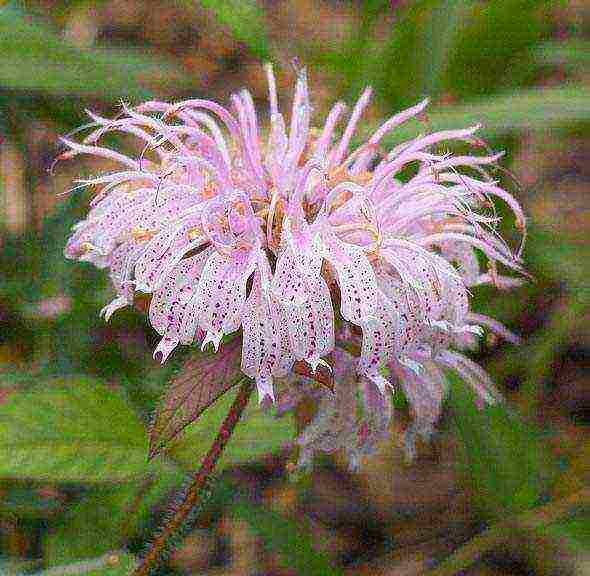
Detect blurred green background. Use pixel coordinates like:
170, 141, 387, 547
0, 0, 589, 575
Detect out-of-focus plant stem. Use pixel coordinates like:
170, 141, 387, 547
4, 103, 38, 235
31, 551, 128, 576
118, 474, 157, 545
132, 379, 254, 576
425, 487, 590, 576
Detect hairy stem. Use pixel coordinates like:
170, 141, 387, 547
132, 379, 254, 576
426, 487, 590, 576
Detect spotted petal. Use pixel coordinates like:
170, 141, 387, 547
321, 231, 380, 326
241, 273, 295, 402
194, 248, 257, 347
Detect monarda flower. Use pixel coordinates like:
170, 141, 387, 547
62, 66, 526, 463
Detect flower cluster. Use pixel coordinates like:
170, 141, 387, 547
63, 66, 525, 463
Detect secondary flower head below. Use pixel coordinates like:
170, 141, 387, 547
63, 66, 526, 465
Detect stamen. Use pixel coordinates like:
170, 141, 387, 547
131, 227, 156, 243
266, 186, 282, 249
187, 227, 202, 240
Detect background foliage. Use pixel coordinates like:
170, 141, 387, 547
0, 0, 588, 574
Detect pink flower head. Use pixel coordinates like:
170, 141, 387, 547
62, 66, 526, 460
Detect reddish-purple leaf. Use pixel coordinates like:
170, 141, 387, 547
293, 360, 335, 393
149, 339, 243, 459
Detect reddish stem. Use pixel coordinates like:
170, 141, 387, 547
132, 379, 254, 576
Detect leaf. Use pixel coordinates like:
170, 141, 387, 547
441, 0, 551, 97
80, 553, 137, 576
448, 375, 557, 520
0, 9, 189, 97
0, 376, 151, 482
0, 558, 41, 576
184, 0, 271, 60
334, 0, 565, 109
293, 360, 334, 392
365, 0, 442, 104
0, 372, 36, 406
378, 85, 590, 144
0, 371, 36, 388
44, 466, 183, 566
169, 384, 295, 472
422, 0, 471, 95
545, 515, 590, 555
420, 490, 590, 576
48, 0, 113, 19
0, 482, 65, 519
533, 39, 590, 68
231, 499, 343, 576
525, 224, 590, 290
149, 339, 244, 459
31, 552, 137, 576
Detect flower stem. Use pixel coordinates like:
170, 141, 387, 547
132, 379, 254, 576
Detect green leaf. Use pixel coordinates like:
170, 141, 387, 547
48, 0, 113, 19
525, 224, 590, 290
0, 558, 42, 576
441, 0, 551, 97
546, 515, 590, 554
449, 375, 556, 519
32, 552, 137, 576
533, 39, 590, 69
356, 0, 551, 104
168, 382, 295, 471
379, 86, 590, 144
232, 499, 343, 576
0, 371, 37, 391
44, 467, 183, 565
0, 376, 151, 482
184, 0, 271, 60
0, 482, 64, 519
422, 0, 471, 95
367, 0, 442, 104
80, 553, 137, 576
0, 9, 188, 97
